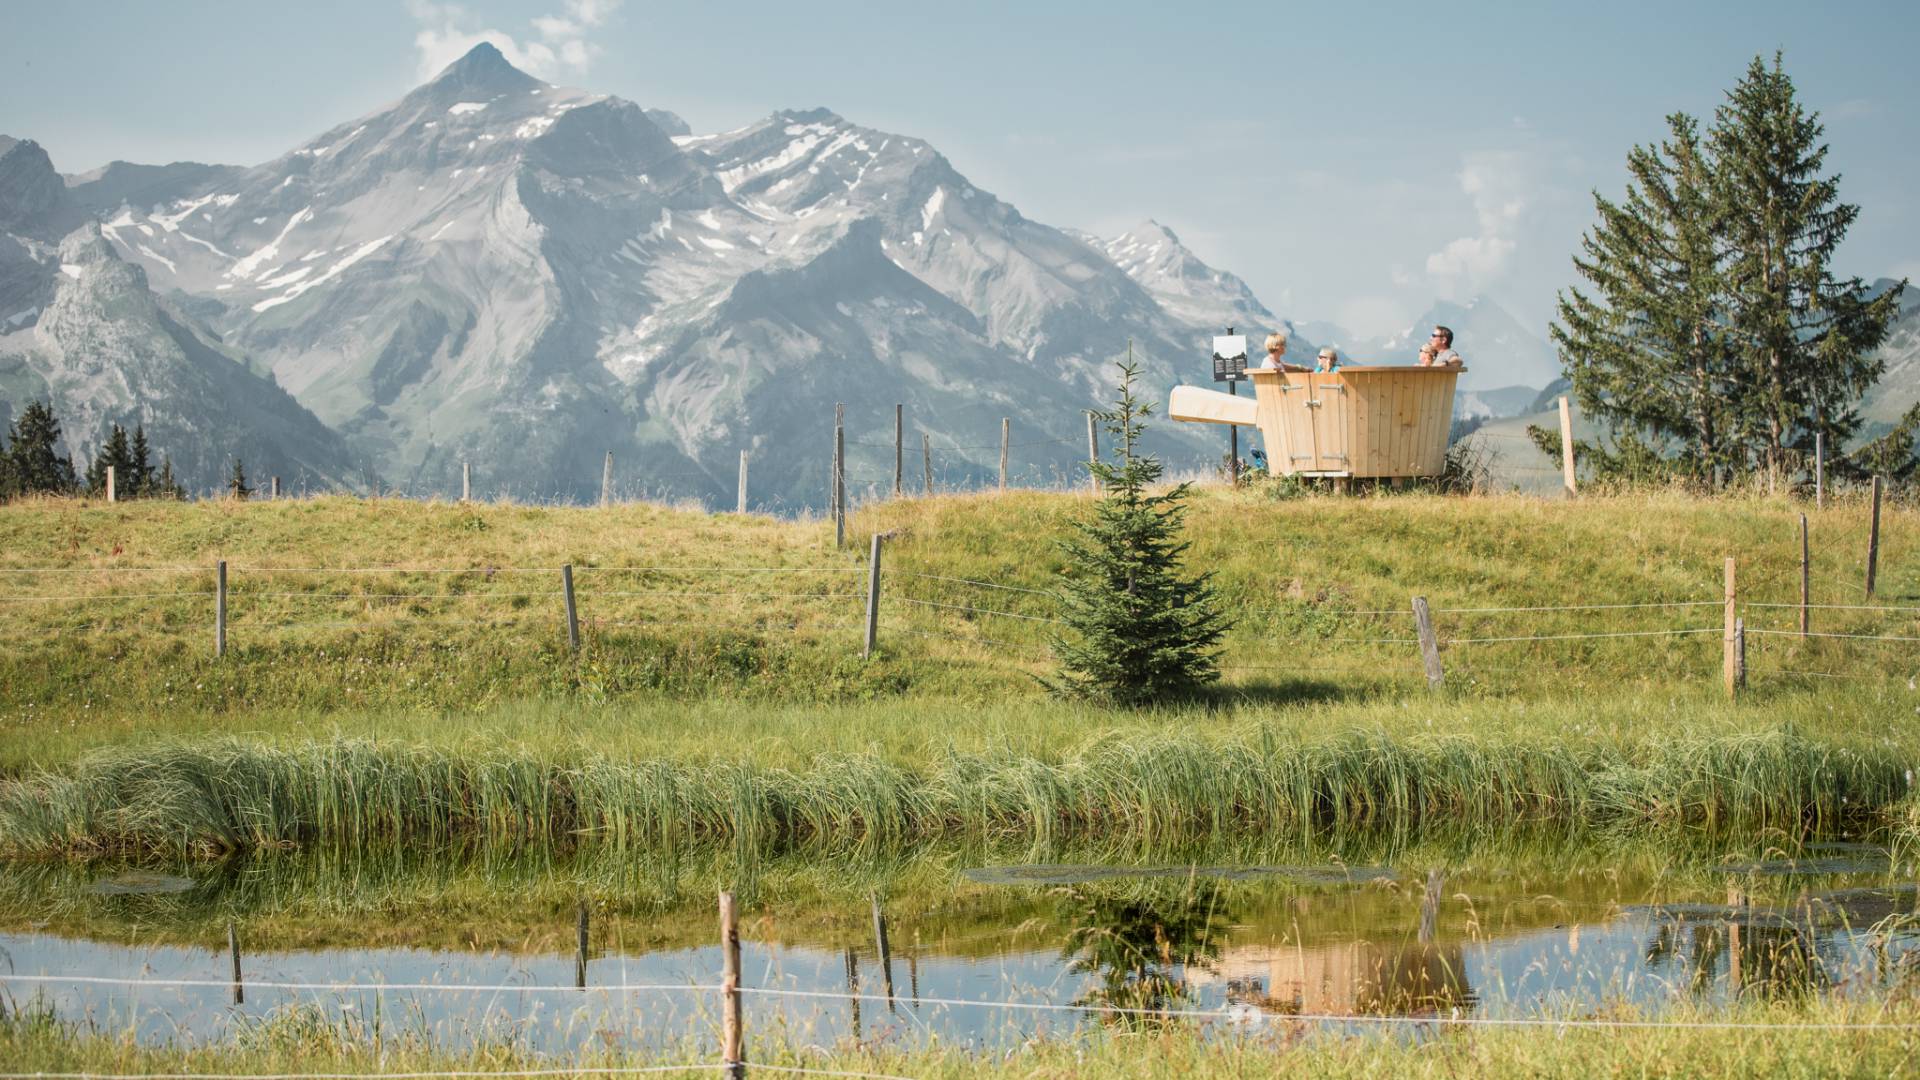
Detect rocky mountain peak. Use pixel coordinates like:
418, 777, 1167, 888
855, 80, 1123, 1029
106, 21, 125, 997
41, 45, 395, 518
417, 41, 541, 102
0, 136, 77, 239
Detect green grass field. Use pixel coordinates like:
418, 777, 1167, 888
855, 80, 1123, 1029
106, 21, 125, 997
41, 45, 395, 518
0, 487, 1914, 852
6, 997, 1917, 1079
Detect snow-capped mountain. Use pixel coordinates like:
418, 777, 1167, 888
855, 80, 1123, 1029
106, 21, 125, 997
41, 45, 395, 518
0, 137, 354, 490
1073, 220, 1284, 336
13, 44, 1276, 506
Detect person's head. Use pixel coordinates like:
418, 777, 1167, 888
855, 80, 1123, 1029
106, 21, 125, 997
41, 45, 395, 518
1317, 347, 1338, 369
1265, 331, 1289, 357
1431, 325, 1454, 349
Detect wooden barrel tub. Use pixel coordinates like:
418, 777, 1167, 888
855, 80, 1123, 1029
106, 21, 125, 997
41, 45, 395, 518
1169, 366, 1463, 479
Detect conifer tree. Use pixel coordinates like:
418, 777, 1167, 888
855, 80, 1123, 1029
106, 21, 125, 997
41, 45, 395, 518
1049, 355, 1231, 706
129, 425, 154, 496
229, 457, 252, 500
156, 454, 183, 500
1710, 53, 1906, 476
1552, 113, 1733, 485
4, 402, 79, 497
87, 424, 132, 497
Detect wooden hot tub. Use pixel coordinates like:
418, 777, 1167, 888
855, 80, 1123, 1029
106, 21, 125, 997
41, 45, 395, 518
1169, 366, 1463, 479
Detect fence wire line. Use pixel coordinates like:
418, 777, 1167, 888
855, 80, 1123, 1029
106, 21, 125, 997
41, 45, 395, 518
0, 973, 717, 995
889, 570, 1060, 597
0, 592, 206, 602
1746, 602, 1920, 614
1435, 600, 1722, 614
0, 1070, 722, 1080
233, 592, 558, 601
1746, 628, 1920, 644
1444, 627, 1723, 645
884, 624, 1034, 651
0, 1060, 721, 1068
887, 596, 1066, 625
732, 985, 1920, 1032
0, 566, 203, 574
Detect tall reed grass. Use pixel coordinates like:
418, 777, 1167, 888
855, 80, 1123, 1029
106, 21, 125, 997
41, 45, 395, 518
2, 728, 1909, 858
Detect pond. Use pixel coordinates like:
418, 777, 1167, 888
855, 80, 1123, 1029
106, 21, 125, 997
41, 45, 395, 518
2, 837, 1916, 1053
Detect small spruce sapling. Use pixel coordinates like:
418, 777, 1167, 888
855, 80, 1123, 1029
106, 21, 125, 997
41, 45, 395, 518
1048, 353, 1231, 705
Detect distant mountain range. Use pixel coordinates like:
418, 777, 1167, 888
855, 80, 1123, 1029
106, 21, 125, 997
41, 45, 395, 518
1, 45, 1910, 501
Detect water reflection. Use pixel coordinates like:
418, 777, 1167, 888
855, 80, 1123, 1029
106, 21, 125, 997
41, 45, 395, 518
1054, 881, 1230, 1025
1, 838, 1916, 1051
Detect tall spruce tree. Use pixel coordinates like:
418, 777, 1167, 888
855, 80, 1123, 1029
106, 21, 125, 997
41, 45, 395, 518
229, 457, 252, 500
1552, 113, 1734, 485
128, 425, 154, 497
86, 424, 133, 497
4, 402, 79, 497
1048, 355, 1230, 706
1710, 53, 1905, 476
155, 454, 183, 499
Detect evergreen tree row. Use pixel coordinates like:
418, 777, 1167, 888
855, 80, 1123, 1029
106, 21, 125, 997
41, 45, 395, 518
0, 401, 186, 501
1549, 53, 1908, 489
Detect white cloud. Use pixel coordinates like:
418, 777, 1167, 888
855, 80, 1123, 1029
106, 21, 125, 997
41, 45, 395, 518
409, 0, 621, 83
1425, 149, 1533, 295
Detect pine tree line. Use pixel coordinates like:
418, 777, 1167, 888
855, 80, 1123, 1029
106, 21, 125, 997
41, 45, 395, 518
1547, 53, 1908, 489
0, 401, 186, 501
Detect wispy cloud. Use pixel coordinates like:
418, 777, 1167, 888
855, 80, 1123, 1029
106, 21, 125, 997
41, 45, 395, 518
1425, 149, 1532, 294
409, 0, 622, 83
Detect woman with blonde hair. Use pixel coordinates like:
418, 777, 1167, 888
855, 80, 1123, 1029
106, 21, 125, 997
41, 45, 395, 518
1262, 330, 1309, 372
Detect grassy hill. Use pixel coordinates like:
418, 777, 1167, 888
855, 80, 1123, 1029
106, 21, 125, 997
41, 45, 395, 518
1, 486, 1914, 854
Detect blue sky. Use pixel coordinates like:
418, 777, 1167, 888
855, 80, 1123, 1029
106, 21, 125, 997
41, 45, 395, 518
5, 0, 1916, 341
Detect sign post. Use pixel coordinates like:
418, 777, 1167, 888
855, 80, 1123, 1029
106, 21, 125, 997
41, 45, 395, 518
1212, 329, 1248, 485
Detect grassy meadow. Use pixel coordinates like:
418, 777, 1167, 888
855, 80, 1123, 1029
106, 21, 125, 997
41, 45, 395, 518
6, 998, 1918, 1080
0, 486, 1915, 853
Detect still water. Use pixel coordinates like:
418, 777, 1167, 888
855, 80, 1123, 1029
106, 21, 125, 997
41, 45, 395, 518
2, 842, 1916, 1052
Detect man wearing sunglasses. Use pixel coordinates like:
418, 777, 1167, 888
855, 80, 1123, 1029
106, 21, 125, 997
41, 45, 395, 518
1416, 325, 1463, 368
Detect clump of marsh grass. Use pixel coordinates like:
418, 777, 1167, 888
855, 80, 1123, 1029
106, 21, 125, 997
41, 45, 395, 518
1, 728, 1908, 859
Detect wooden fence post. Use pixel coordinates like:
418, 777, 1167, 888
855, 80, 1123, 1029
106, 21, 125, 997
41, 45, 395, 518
871, 892, 897, 1011
1734, 617, 1746, 690
863, 533, 883, 658
105, 465, 116, 503
269, 476, 280, 500
561, 565, 580, 653
575, 900, 590, 989
999, 418, 1009, 492
1799, 514, 1810, 639
737, 450, 749, 515
893, 404, 903, 498
600, 451, 613, 508
1411, 596, 1443, 690
922, 434, 933, 496
1723, 557, 1737, 699
1814, 432, 1826, 510
1866, 475, 1883, 599
215, 560, 227, 659
462, 461, 472, 503
1418, 869, 1444, 945
1558, 395, 1577, 495
834, 410, 846, 548
228, 920, 244, 1005
1086, 412, 1100, 494
719, 891, 743, 1080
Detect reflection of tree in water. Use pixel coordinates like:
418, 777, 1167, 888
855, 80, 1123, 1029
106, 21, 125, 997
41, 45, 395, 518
1054, 881, 1230, 1027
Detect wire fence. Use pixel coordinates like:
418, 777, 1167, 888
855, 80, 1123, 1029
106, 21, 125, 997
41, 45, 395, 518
0, 535, 1912, 688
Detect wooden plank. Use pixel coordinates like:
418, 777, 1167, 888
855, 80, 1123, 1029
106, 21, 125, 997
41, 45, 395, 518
1559, 396, 1578, 494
